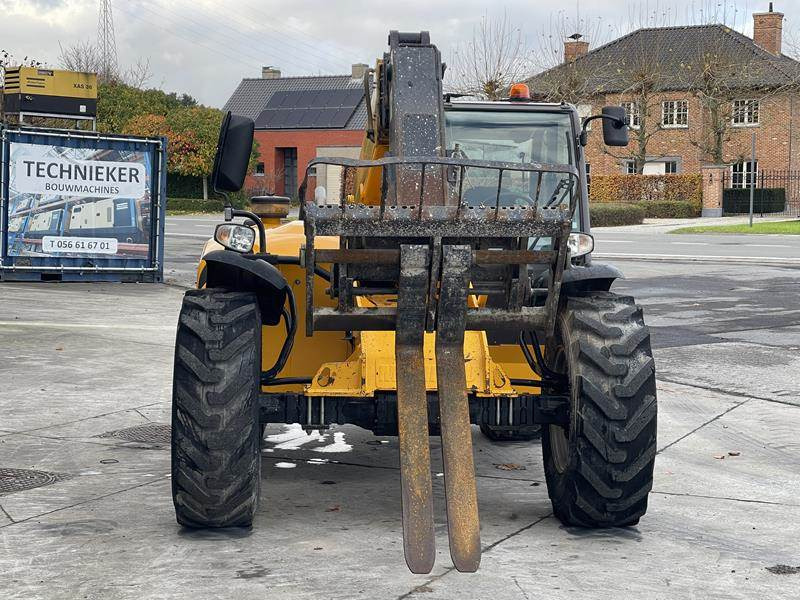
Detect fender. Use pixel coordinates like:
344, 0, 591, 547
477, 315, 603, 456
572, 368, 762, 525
534, 262, 624, 294
203, 250, 288, 326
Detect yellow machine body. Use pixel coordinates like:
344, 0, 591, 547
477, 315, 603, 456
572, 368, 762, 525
197, 218, 541, 400
2, 67, 97, 117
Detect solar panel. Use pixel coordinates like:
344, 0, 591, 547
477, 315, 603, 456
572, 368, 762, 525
255, 88, 364, 129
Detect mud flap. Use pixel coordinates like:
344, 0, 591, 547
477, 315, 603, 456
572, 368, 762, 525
395, 245, 436, 574
435, 245, 481, 572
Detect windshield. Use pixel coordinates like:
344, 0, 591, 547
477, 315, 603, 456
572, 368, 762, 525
444, 109, 574, 165
444, 107, 581, 246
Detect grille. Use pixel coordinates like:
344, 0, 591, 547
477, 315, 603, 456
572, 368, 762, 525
0, 468, 71, 496
97, 423, 171, 445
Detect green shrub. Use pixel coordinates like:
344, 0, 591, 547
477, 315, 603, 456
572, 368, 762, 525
167, 174, 205, 199
590, 173, 702, 206
167, 197, 225, 213
167, 193, 250, 213
722, 188, 787, 215
589, 203, 645, 227
637, 200, 699, 218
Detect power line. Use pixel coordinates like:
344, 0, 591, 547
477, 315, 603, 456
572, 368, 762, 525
142, 0, 340, 74
170, 0, 352, 73
114, 3, 262, 74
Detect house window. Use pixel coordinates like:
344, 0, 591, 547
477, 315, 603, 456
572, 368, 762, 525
664, 161, 678, 174
625, 161, 637, 175
732, 99, 760, 126
621, 101, 640, 129
731, 160, 758, 188
576, 104, 593, 131
585, 163, 591, 192
662, 100, 688, 128
254, 162, 265, 176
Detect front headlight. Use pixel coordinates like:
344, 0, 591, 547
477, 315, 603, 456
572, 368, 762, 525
215, 223, 255, 253
568, 232, 594, 258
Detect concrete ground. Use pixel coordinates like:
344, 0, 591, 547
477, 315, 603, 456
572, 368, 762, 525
1, 223, 799, 599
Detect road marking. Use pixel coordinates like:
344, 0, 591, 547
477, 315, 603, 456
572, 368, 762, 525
744, 244, 793, 248
0, 320, 175, 331
165, 231, 211, 239
598, 240, 635, 243
594, 252, 800, 264
671, 242, 710, 245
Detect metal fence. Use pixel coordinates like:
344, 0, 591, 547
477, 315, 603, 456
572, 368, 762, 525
722, 169, 800, 217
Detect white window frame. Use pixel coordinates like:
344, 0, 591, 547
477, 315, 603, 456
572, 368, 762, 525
621, 101, 640, 129
624, 160, 637, 175
664, 160, 678, 174
661, 100, 688, 128
731, 160, 758, 189
732, 99, 760, 127
254, 162, 265, 177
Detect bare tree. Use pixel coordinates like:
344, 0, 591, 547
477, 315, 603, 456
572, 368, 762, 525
59, 40, 151, 86
448, 11, 531, 100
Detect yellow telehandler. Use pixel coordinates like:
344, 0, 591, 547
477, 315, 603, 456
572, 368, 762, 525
171, 31, 657, 573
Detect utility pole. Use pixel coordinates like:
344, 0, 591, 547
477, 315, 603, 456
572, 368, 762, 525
97, 0, 118, 82
749, 132, 756, 227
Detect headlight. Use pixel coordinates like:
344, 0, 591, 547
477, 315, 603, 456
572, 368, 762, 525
567, 232, 594, 258
215, 223, 255, 253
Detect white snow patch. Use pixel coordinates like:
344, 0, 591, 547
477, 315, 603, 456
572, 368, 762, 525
435, 473, 444, 477
274, 462, 296, 469
313, 431, 353, 453
262, 448, 274, 453
307, 458, 329, 465
265, 423, 306, 443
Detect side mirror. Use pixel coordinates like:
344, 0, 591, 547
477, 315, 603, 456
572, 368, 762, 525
211, 112, 255, 193
601, 106, 629, 147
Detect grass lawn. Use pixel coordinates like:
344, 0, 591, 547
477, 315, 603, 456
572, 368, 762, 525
671, 220, 800, 235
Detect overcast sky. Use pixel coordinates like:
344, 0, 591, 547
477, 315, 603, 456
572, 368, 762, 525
0, 0, 795, 107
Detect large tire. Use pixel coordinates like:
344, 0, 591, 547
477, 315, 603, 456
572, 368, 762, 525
542, 291, 657, 527
171, 288, 262, 528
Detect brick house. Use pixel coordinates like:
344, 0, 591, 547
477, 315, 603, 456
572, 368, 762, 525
223, 65, 368, 200
527, 5, 800, 191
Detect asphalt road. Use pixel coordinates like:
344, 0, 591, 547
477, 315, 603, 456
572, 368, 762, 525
1, 216, 799, 599
163, 215, 800, 289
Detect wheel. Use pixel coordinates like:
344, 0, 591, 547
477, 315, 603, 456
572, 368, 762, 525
542, 291, 657, 527
479, 423, 541, 442
171, 288, 262, 528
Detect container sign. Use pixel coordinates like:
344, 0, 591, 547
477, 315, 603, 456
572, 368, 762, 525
14, 156, 146, 199
6, 141, 154, 260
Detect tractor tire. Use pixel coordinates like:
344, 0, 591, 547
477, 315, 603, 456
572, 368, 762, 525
542, 291, 657, 528
171, 288, 262, 528
479, 423, 541, 442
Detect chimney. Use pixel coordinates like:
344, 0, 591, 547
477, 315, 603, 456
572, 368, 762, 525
261, 66, 281, 79
564, 34, 589, 64
753, 3, 784, 55
351, 63, 369, 80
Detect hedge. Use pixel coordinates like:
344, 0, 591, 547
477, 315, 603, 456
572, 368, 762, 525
590, 174, 702, 207
167, 174, 206, 199
722, 188, 787, 215
167, 192, 250, 213
590, 203, 645, 227
637, 200, 700, 218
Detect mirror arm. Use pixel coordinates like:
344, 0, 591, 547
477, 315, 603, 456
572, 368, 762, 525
580, 114, 625, 146
229, 208, 266, 252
